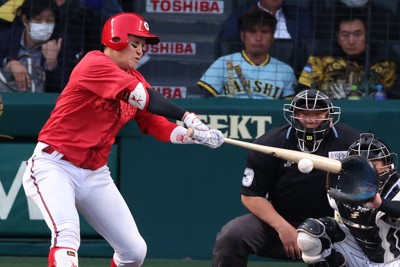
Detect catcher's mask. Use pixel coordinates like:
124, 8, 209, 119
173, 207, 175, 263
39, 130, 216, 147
347, 133, 398, 191
101, 12, 160, 50
283, 89, 341, 153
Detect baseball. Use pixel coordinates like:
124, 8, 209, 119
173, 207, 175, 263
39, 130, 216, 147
298, 158, 314, 173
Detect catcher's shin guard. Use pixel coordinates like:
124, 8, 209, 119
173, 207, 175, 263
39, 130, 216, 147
298, 218, 330, 264
48, 247, 78, 267
298, 217, 346, 266
111, 259, 117, 267
308, 250, 346, 267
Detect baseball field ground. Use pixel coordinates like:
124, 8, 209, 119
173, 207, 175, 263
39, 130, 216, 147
0, 256, 307, 266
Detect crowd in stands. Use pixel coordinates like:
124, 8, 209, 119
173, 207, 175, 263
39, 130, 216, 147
0, 0, 399, 99
211, 0, 400, 100
198, 6, 297, 99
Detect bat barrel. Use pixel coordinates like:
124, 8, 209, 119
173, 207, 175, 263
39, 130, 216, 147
224, 138, 342, 174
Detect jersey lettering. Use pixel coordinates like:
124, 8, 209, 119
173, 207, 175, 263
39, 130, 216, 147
224, 79, 282, 99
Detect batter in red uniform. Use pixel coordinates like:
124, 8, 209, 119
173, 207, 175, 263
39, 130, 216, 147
22, 12, 224, 267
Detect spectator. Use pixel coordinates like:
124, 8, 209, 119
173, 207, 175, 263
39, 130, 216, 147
297, 133, 400, 266
211, 89, 361, 266
315, 0, 400, 41
217, 0, 314, 71
299, 9, 398, 99
0, 0, 64, 92
198, 6, 297, 99
218, 0, 314, 43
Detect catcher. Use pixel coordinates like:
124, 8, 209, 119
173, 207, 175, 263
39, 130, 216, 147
297, 133, 400, 266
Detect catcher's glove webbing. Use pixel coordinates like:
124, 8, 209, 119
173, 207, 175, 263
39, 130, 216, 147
327, 156, 379, 205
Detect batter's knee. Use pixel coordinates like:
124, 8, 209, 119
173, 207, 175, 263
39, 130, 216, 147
53, 222, 81, 250
113, 236, 147, 267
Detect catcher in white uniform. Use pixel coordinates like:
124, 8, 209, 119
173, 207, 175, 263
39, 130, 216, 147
297, 133, 400, 267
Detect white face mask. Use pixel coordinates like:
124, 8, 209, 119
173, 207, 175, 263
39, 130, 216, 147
29, 22, 55, 43
340, 0, 368, 7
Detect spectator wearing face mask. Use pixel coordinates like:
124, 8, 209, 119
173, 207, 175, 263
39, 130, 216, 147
0, 0, 64, 92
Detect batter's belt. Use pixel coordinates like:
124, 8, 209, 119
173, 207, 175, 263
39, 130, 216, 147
42, 145, 70, 162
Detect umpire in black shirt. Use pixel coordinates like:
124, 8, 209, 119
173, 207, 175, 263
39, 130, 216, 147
212, 89, 361, 266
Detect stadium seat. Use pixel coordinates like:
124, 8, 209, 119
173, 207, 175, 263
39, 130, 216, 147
269, 39, 306, 76
138, 59, 210, 98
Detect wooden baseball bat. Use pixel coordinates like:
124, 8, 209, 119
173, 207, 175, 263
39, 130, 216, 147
187, 128, 342, 173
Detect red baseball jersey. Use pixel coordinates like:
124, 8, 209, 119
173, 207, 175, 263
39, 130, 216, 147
39, 51, 177, 170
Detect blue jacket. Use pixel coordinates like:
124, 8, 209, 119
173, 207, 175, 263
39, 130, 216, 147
218, 3, 314, 42
0, 25, 65, 92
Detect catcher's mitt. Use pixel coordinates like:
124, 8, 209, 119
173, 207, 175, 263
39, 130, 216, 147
327, 155, 379, 205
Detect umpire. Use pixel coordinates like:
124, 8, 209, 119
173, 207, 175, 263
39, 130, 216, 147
212, 89, 361, 266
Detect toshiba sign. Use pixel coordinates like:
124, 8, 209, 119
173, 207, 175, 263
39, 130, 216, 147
154, 86, 187, 98
146, 0, 224, 14
143, 42, 196, 55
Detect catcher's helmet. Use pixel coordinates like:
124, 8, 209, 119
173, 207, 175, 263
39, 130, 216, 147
101, 12, 160, 50
284, 89, 341, 152
347, 133, 398, 191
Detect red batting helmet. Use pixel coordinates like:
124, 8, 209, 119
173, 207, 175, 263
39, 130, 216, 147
101, 12, 160, 50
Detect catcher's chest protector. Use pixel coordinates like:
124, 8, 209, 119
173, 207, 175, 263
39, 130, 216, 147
338, 204, 387, 263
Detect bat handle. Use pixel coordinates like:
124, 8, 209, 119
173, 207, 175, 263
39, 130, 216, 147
186, 127, 195, 138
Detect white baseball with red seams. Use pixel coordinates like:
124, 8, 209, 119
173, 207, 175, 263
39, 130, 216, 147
298, 158, 314, 173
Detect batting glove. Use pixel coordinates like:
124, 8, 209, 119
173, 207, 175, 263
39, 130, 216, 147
192, 129, 224, 149
182, 112, 209, 131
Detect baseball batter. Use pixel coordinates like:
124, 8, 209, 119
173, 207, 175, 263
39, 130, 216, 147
22, 12, 224, 267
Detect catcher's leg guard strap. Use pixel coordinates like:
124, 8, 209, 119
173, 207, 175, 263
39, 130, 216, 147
48, 247, 78, 267
297, 218, 331, 265
319, 217, 345, 243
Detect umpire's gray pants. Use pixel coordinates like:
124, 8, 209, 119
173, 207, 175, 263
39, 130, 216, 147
212, 213, 296, 267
